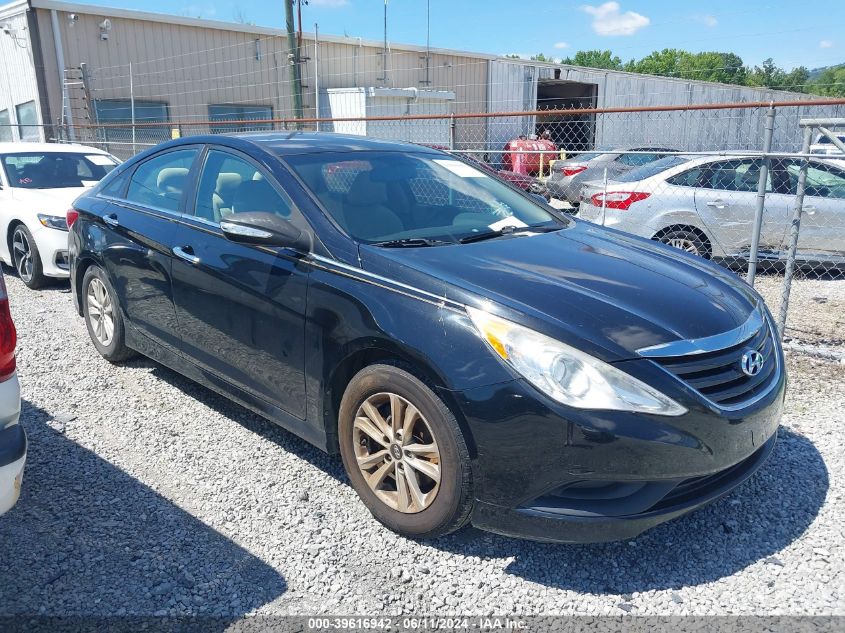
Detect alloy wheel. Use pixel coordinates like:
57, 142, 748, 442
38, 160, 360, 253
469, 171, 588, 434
352, 392, 441, 513
11, 228, 33, 283
86, 277, 115, 347
665, 237, 701, 255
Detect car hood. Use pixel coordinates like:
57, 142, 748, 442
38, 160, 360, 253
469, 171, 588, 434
8, 186, 91, 213
359, 221, 759, 361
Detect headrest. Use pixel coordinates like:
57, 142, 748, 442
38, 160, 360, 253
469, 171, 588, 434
157, 167, 189, 194
216, 172, 242, 195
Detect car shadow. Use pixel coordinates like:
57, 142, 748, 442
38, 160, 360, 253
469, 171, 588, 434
130, 359, 827, 594
429, 427, 827, 594
0, 399, 286, 620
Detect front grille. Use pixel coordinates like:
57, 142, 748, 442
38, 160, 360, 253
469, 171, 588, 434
652, 321, 778, 408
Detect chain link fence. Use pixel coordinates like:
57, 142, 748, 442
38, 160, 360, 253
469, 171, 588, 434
12, 101, 845, 354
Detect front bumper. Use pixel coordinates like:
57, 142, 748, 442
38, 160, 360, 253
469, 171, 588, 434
456, 365, 784, 543
31, 223, 70, 278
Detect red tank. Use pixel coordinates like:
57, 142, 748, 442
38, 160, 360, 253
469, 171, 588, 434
503, 138, 557, 175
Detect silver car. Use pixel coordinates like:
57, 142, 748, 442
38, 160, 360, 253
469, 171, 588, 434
577, 154, 845, 266
546, 147, 676, 206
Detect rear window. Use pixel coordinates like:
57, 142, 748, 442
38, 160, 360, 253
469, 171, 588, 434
616, 156, 688, 183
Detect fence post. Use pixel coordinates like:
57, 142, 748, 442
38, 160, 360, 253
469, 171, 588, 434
449, 114, 456, 150
776, 125, 814, 338
314, 23, 320, 132
746, 105, 776, 286
129, 62, 137, 155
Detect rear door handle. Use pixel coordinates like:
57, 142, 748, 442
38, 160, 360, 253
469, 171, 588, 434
803, 205, 817, 215
706, 199, 727, 210
172, 246, 200, 265
103, 214, 119, 227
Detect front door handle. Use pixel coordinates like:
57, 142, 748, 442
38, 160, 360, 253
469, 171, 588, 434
172, 245, 200, 265
103, 214, 119, 227
803, 205, 817, 215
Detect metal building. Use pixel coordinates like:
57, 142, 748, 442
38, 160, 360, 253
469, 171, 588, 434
0, 0, 838, 154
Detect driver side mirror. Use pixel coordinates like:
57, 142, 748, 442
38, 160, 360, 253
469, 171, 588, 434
220, 212, 312, 252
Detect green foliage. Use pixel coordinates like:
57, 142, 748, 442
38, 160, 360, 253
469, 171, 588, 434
561, 50, 623, 70
544, 47, 839, 95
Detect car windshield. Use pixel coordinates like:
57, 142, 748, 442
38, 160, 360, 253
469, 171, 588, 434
1, 152, 119, 189
285, 150, 565, 244
615, 155, 689, 182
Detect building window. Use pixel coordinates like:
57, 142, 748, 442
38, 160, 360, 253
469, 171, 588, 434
208, 104, 272, 134
0, 110, 12, 142
16, 101, 39, 142
94, 100, 170, 148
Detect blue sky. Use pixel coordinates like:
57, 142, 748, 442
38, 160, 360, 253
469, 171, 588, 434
79, 0, 843, 71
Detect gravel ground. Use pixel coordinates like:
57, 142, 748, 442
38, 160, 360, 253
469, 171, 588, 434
0, 272, 842, 617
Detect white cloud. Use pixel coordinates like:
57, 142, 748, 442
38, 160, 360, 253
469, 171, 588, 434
702, 14, 718, 27
309, 0, 349, 7
554, 42, 569, 49
820, 39, 833, 48
582, 2, 650, 36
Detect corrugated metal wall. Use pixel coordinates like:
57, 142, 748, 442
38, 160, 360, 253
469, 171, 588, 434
0, 5, 44, 142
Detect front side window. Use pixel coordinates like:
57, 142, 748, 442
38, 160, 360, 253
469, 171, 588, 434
700, 160, 771, 193
781, 161, 845, 199
285, 151, 564, 243
15, 101, 39, 142
1, 152, 119, 189
193, 150, 292, 223
125, 149, 198, 212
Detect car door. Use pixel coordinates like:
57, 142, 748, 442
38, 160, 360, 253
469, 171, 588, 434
169, 147, 308, 419
693, 159, 791, 256
98, 146, 201, 352
780, 159, 845, 257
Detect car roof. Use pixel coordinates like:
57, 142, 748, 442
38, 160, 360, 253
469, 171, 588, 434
178, 132, 445, 157
0, 142, 110, 155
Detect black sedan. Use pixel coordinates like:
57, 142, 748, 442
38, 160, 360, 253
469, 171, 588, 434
67, 133, 784, 543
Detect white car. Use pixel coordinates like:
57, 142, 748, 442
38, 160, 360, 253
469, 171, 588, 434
0, 143, 120, 289
810, 132, 845, 156
577, 154, 845, 266
0, 271, 23, 516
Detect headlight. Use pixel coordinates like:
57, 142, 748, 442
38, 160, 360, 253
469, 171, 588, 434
467, 307, 687, 416
37, 214, 69, 231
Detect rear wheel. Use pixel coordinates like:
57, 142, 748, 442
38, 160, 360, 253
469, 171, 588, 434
82, 265, 136, 362
338, 364, 473, 539
11, 225, 46, 289
655, 228, 711, 259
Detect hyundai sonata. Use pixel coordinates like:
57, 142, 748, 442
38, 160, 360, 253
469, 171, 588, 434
67, 133, 783, 543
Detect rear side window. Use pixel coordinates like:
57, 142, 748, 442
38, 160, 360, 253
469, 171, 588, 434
616, 156, 687, 182
125, 149, 198, 212
667, 167, 704, 187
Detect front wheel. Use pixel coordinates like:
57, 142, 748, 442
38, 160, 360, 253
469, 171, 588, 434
338, 364, 473, 540
11, 225, 46, 289
82, 265, 136, 363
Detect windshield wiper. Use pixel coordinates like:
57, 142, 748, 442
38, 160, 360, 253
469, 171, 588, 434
458, 224, 561, 244
371, 237, 452, 248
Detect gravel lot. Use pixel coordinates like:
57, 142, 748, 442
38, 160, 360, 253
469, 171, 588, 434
0, 272, 842, 617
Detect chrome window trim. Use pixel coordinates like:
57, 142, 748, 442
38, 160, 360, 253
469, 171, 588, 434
636, 304, 764, 358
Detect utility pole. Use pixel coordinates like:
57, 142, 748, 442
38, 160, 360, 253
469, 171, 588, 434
284, 0, 304, 126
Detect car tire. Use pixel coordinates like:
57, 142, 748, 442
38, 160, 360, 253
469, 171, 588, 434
81, 265, 136, 363
338, 364, 473, 540
655, 228, 711, 259
10, 225, 47, 289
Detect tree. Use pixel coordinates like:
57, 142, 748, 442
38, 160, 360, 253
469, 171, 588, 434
562, 50, 623, 70
531, 53, 550, 62
628, 48, 685, 77
808, 66, 845, 97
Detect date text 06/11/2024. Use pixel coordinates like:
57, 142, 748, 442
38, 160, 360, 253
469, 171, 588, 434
306, 617, 528, 630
